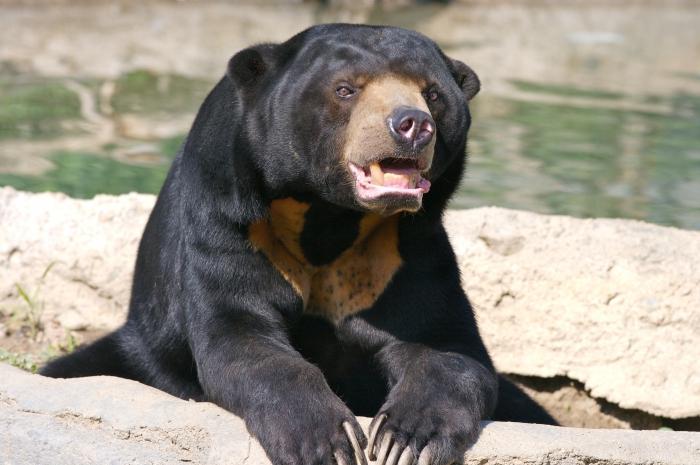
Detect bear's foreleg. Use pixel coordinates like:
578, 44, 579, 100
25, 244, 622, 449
189, 306, 368, 465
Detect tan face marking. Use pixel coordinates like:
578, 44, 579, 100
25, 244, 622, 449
343, 75, 434, 165
248, 198, 402, 322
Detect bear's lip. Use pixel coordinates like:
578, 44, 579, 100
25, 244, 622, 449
348, 158, 431, 203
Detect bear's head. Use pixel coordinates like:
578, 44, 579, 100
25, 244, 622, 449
227, 24, 479, 216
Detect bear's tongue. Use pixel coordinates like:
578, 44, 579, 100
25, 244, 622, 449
368, 162, 418, 189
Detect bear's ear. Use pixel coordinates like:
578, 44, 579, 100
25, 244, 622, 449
227, 44, 278, 87
448, 58, 480, 101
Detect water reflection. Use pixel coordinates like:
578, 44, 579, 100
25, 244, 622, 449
0, 1, 698, 229
459, 89, 700, 230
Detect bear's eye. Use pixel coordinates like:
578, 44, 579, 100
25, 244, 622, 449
336, 85, 356, 99
425, 89, 439, 102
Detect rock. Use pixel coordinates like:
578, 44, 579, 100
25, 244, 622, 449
1, 363, 698, 465
445, 208, 700, 419
1, 188, 699, 419
56, 309, 88, 331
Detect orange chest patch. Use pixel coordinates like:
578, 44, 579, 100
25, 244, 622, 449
248, 198, 402, 322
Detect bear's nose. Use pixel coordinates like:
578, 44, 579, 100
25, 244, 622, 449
388, 106, 435, 150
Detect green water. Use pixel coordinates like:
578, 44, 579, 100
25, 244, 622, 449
0, 70, 208, 198
0, 145, 180, 199
458, 91, 700, 229
1, 3, 699, 230
0, 78, 82, 140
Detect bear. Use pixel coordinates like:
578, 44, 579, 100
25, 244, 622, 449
42, 24, 554, 465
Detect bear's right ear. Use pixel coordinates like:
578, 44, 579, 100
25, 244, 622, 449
227, 44, 278, 87
448, 58, 480, 102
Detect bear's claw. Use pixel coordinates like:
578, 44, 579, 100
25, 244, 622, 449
343, 420, 368, 465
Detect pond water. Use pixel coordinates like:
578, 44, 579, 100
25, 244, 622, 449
1, 1, 699, 229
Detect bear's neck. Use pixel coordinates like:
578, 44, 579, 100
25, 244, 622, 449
265, 197, 390, 267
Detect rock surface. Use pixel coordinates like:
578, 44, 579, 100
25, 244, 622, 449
1, 187, 699, 418
445, 209, 700, 419
2, 363, 699, 465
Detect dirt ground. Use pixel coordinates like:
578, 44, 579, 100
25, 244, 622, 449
0, 309, 103, 372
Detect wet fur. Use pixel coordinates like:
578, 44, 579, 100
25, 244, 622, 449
42, 24, 556, 465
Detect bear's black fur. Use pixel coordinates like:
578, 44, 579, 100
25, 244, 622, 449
42, 24, 555, 465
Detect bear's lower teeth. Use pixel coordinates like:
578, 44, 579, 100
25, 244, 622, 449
369, 163, 384, 185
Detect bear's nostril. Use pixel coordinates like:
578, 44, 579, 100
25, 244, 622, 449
416, 120, 434, 143
398, 118, 414, 135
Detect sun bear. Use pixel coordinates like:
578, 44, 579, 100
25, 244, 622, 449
42, 24, 554, 465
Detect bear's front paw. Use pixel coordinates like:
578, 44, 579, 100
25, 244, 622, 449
366, 387, 482, 465
250, 394, 367, 465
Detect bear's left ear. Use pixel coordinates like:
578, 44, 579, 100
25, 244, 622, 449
448, 58, 480, 101
227, 43, 278, 88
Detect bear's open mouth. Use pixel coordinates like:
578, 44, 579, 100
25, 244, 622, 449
348, 157, 431, 203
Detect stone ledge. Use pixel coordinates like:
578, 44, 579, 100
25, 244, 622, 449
1, 364, 698, 465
